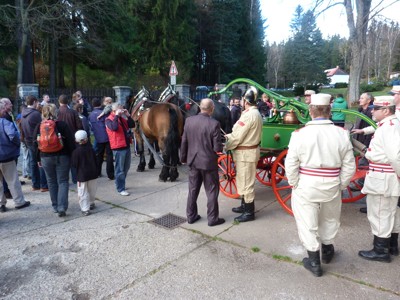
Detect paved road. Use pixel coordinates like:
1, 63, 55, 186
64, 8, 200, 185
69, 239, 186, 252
1, 155, 399, 299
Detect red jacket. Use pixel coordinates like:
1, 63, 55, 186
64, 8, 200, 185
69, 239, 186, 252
105, 113, 134, 150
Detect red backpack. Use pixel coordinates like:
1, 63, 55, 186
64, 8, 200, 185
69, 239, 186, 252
37, 120, 64, 153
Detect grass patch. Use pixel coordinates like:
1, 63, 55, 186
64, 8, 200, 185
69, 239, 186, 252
251, 246, 260, 253
272, 254, 295, 263
233, 220, 240, 225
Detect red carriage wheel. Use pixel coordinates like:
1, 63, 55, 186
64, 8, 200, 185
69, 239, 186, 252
271, 150, 368, 216
218, 153, 240, 199
271, 149, 293, 215
256, 155, 286, 186
341, 156, 367, 203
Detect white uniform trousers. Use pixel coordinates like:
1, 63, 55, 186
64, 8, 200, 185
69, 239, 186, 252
0, 160, 26, 206
77, 179, 97, 212
367, 194, 400, 238
233, 159, 257, 203
292, 194, 342, 252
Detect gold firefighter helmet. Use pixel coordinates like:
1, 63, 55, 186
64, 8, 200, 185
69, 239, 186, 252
243, 86, 258, 105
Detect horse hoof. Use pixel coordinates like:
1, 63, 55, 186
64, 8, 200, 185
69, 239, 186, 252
149, 165, 155, 169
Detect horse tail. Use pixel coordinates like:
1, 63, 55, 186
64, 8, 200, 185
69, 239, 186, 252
165, 107, 180, 160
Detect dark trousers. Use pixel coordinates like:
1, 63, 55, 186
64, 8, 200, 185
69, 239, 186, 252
186, 167, 219, 224
28, 146, 48, 189
96, 142, 114, 179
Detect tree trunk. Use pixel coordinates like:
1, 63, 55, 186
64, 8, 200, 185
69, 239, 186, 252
348, 40, 365, 104
57, 41, 65, 88
72, 52, 77, 90
22, 35, 33, 83
344, 0, 372, 104
49, 37, 57, 97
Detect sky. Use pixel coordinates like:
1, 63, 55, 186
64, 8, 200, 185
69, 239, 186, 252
261, 0, 400, 43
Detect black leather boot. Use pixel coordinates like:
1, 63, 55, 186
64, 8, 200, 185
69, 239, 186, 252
232, 198, 245, 214
390, 233, 399, 256
358, 236, 391, 263
234, 202, 255, 222
321, 244, 335, 264
303, 250, 322, 277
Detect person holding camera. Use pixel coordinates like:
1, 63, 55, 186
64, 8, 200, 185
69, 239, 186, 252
105, 103, 134, 196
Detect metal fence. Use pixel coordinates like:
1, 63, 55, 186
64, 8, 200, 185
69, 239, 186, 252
39, 88, 116, 104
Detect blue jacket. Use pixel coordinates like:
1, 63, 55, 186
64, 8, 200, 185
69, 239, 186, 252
0, 118, 20, 162
88, 107, 109, 143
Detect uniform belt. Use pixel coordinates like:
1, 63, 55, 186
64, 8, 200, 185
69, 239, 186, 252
299, 167, 341, 177
235, 145, 259, 150
368, 162, 395, 173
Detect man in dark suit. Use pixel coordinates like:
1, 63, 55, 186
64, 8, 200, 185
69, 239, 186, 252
181, 98, 225, 226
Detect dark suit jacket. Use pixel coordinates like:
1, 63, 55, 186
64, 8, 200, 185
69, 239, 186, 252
57, 105, 83, 134
231, 105, 241, 125
181, 113, 223, 170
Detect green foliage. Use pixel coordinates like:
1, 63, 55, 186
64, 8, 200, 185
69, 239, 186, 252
282, 7, 326, 88
335, 82, 348, 88
322, 35, 348, 71
196, 0, 266, 85
131, 0, 197, 80
251, 246, 261, 253
63, 64, 135, 88
360, 82, 385, 93
293, 84, 319, 96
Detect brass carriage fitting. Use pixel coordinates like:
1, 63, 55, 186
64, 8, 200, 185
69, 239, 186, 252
274, 133, 280, 141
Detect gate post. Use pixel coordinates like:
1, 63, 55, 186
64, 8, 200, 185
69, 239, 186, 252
16, 83, 39, 115
113, 86, 132, 106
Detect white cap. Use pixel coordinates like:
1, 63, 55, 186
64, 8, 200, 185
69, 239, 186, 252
373, 96, 395, 107
75, 130, 87, 143
310, 93, 331, 105
304, 90, 316, 96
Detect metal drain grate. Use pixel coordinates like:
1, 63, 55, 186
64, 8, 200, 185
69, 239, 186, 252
149, 213, 187, 229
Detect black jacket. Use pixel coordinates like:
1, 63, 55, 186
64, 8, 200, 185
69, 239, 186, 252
231, 105, 241, 125
71, 143, 98, 182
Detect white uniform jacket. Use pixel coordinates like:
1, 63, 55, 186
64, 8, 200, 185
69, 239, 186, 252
362, 115, 400, 197
285, 120, 355, 202
225, 106, 263, 163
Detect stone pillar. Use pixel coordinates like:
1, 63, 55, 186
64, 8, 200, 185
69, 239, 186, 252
175, 84, 190, 101
16, 84, 39, 115
17, 83, 39, 101
113, 86, 132, 106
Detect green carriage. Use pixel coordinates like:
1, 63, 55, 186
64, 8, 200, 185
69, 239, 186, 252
209, 78, 377, 215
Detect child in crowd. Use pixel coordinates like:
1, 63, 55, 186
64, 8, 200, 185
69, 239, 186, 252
97, 97, 113, 120
71, 130, 98, 216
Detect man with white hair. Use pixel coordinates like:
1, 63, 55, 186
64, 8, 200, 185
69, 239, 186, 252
303, 90, 316, 105
0, 98, 31, 211
181, 98, 225, 226
105, 103, 134, 196
285, 93, 355, 277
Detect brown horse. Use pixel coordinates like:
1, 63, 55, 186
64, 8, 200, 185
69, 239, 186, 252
132, 100, 184, 182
